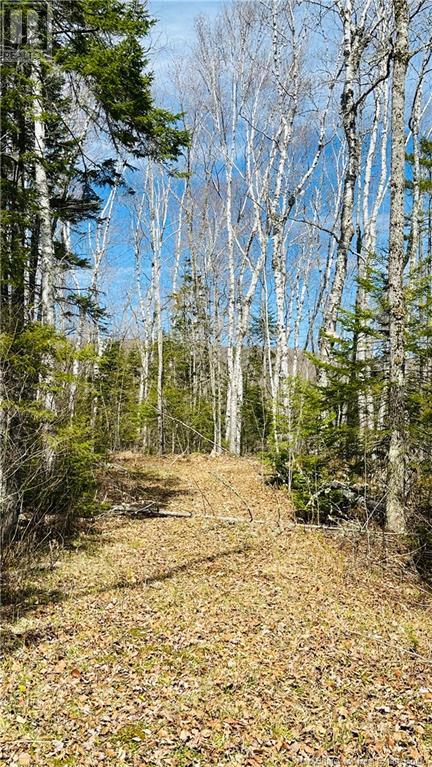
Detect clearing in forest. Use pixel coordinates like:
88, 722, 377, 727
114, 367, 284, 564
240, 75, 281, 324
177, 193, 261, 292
1, 455, 432, 767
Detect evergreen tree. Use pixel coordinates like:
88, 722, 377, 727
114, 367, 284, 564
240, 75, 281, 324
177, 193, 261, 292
0, 0, 188, 541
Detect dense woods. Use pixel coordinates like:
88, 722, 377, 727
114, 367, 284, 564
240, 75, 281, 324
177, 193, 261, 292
1, 0, 432, 567
2, 4, 432, 766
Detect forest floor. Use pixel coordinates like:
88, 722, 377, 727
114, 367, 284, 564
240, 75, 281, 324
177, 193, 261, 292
1, 454, 432, 767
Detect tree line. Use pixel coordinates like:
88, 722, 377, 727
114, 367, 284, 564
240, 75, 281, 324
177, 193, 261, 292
1, 0, 432, 564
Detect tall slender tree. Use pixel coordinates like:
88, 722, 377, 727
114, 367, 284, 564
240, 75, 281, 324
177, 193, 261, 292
385, 0, 410, 533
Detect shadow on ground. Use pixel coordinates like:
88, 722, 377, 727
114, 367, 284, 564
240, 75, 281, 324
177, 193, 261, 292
1, 539, 252, 657
93, 542, 254, 598
99, 465, 188, 509
1, 463, 191, 642
1, 600, 64, 655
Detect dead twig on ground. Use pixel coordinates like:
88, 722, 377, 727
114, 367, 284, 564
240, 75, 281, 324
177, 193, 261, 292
204, 468, 254, 522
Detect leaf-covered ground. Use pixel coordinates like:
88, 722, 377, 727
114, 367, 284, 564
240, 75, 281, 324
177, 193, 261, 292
1, 455, 432, 767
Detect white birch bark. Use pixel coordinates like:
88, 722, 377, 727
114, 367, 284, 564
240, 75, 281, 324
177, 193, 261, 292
88, 171, 122, 431
132, 188, 154, 450
356, 78, 389, 431
407, 49, 432, 273
33, 63, 55, 327
319, 1, 362, 379
32, 61, 57, 470
263, 0, 330, 433
386, 0, 409, 533
145, 164, 171, 454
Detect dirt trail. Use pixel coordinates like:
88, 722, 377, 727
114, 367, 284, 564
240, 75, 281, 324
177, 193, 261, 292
1, 455, 432, 767
101, 453, 291, 523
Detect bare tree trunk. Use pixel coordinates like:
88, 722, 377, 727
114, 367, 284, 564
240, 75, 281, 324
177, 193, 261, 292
33, 64, 55, 327
224, 78, 239, 454
156, 280, 164, 455
132, 188, 153, 450
147, 165, 170, 454
386, 0, 409, 534
89, 171, 122, 433
209, 282, 223, 455
32, 62, 57, 471
407, 50, 432, 272
319, 3, 361, 379
0, 366, 15, 542
361, 76, 390, 432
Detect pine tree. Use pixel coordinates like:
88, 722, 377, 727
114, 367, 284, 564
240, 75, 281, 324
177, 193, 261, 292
0, 0, 188, 540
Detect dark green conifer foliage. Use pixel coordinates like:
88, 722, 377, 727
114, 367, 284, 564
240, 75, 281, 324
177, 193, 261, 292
0, 0, 188, 542
266, 137, 432, 542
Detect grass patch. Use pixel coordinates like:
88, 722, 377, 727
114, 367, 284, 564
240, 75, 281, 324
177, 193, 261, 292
112, 723, 149, 751
173, 745, 203, 766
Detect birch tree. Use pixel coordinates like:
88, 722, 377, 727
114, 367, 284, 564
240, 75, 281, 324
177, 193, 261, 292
191, 5, 268, 453
385, 0, 410, 533
319, 0, 391, 377
0, 0, 187, 541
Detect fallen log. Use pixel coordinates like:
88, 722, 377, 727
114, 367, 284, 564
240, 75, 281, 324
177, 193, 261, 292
93, 505, 406, 534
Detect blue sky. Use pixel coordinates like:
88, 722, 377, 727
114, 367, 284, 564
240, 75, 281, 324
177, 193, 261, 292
92, 2, 224, 325
149, 0, 221, 73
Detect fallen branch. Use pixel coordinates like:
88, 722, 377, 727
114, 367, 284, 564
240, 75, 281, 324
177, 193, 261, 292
93, 502, 164, 520
204, 468, 254, 521
94, 505, 407, 535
